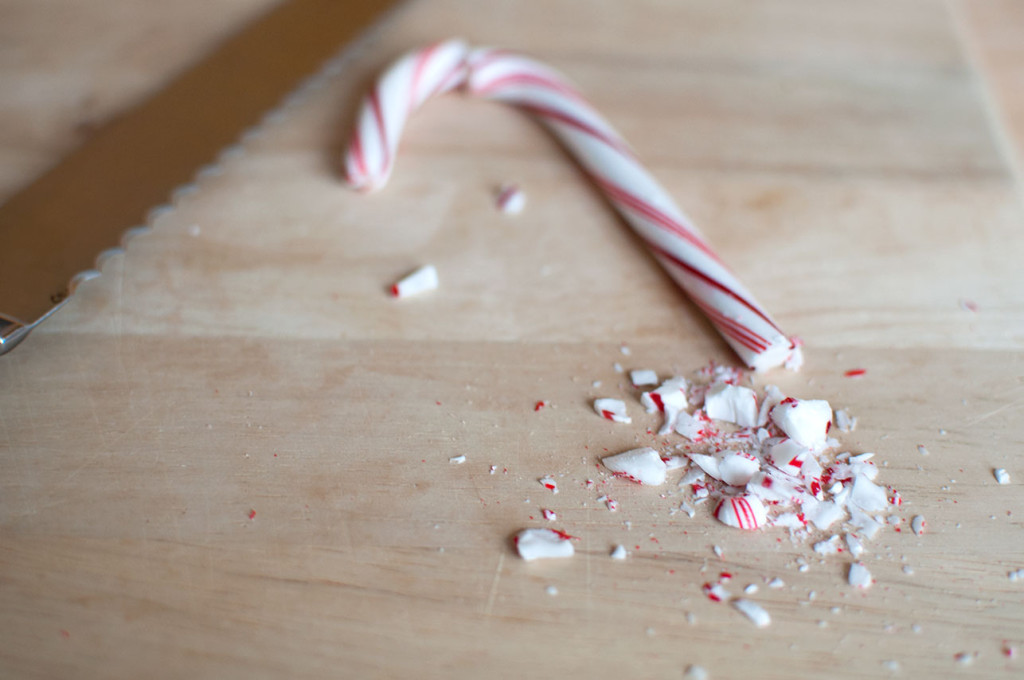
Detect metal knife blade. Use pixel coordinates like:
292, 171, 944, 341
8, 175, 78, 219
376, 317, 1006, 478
0, 0, 400, 355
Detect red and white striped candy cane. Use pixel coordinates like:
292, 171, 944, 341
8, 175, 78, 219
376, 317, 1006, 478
343, 41, 800, 371
344, 39, 469, 191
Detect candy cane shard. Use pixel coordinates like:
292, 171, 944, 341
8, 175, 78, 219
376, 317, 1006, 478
343, 41, 801, 371
344, 39, 470, 191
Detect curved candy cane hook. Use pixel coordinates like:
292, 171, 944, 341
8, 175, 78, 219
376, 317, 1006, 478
342, 40, 800, 372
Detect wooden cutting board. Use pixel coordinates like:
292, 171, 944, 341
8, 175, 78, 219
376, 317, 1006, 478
2, 1, 1023, 678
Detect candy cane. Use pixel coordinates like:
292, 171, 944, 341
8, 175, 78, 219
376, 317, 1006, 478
343, 40, 800, 371
344, 40, 469, 191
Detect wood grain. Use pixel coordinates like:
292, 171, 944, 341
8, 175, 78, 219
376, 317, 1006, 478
0, 0, 283, 202
2, 0, 1023, 678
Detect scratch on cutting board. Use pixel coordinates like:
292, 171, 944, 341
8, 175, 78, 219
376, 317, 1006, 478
483, 553, 504, 617
965, 398, 1023, 427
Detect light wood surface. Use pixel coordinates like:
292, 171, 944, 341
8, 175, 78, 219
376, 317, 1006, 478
2, 1, 1024, 678
0, 0, 283, 202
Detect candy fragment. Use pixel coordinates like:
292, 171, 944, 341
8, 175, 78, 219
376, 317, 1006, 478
539, 476, 559, 493
910, 515, 926, 536
848, 561, 873, 589
770, 398, 832, 450
391, 264, 439, 298
848, 474, 889, 513
602, 447, 668, 486
768, 438, 811, 476
834, 408, 857, 433
594, 398, 631, 423
449, 455, 466, 464
640, 377, 688, 435
674, 409, 710, 441
514, 528, 575, 561
715, 451, 761, 486
813, 535, 842, 555
732, 598, 771, 628
610, 544, 628, 560
714, 495, 768, 530
995, 468, 1011, 485
704, 383, 758, 428
845, 533, 865, 558
800, 498, 845, 530
630, 369, 658, 386
495, 183, 525, 214
683, 666, 709, 680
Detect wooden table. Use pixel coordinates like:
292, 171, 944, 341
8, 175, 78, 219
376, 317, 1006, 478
2, 1, 1023, 678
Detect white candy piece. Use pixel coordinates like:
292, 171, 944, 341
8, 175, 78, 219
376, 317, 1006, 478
495, 183, 526, 214
770, 398, 832, 450
674, 410, 707, 441
849, 474, 889, 513
910, 515, 926, 536
834, 408, 858, 433
515, 528, 575, 561
690, 451, 759, 487
848, 561, 873, 589
714, 495, 768, 530
757, 384, 786, 427
594, 398, 631, 424
610, 544, 628, 560
800, 497, 845, 530
732, 598, 771, 628
747, 468, 805, 505
994, 468, 1011, 485
847, 506, 884, 540
813, 535, 842, 555
539, 476, 559, 493
768, 438, 811, 476
602, 447, 668, 485
772, 512, 806, 530
449, 455, 466, 464
704, 383, 758, 428
391, 264, 439, 298
716, 452, 761, 486
630, 369, 658, 386
683, 665, 709, 680
845, 533, 865, 558
640, 377, 688, 435
663, 455, 687, 470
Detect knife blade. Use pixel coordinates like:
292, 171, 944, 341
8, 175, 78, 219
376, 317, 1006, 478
0, 0, 400, 355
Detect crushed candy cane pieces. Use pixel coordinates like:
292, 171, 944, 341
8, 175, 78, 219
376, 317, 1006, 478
845, 533, 865, 558
514, 528, 575, 561
848, 561, 873, 589
834, 408, 857, 433
610, 544, 628, 560
770, 397, 832, 450
602, 447, 668, 486
495, 183, 525, 214
594, 398, 631, 423
449, 455, 466, 464
732, 598, 771, 628
910, 515, 926, 536
683, 666, 709, 680
539, 476, 559, 493
390, 264, 438, 298
994, 468, 1011, 485
704, 383, 758, 428
630, 369, 658, 386
714, 495, 768, 530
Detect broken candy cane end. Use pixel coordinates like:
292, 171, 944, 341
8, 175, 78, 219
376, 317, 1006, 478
744, 335, 803, 373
